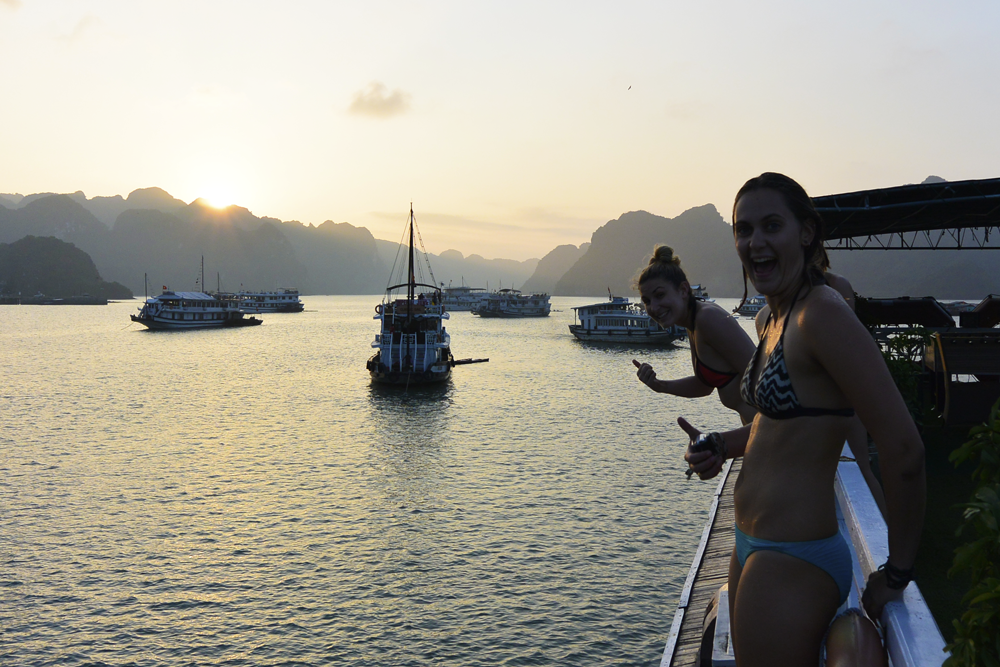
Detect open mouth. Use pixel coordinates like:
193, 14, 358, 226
750, 257, 777, 281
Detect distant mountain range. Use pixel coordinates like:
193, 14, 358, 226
0, 235, 131, 299
1, 183, 997, 299
0, 190, 537, 296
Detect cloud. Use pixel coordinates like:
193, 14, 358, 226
59, 15, 101, 42
1, 0, 22, 9
348, 82, 412, 118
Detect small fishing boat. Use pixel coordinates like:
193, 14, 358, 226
472, 288, 550, 317
130, 290, 261, 329
569, 294, 684, 344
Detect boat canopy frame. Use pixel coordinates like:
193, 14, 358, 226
815, 177, 1000, 250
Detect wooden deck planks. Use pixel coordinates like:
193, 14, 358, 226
664, 458, 741, 667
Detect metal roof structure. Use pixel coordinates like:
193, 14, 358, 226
814, 177, 1000, 250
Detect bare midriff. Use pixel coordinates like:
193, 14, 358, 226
734, 414, 851, 541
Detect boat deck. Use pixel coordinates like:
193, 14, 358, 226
661, 458, 740, 667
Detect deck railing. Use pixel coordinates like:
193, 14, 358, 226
660, 448, 949, 666
834, 445, 948, 666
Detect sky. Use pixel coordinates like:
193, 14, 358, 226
2, 0, 999, 261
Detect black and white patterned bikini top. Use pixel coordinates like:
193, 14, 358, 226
740, 294, 855, 420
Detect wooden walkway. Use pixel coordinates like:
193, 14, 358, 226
660, 458, 741, 667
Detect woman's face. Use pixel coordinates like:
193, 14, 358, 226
733, 188, 814, 297
639, 277, 689, 328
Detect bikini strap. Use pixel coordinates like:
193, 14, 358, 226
777, 292, 800, 341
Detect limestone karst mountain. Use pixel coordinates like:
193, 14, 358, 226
552, 205, 744, 298
521, 243, 590, 294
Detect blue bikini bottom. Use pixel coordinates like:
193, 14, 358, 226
734, 524, 852, 604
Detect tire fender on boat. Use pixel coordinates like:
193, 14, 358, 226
375, 304, 383, 314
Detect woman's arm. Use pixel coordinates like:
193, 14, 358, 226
632, 359, 714, 397
803, 293, 925, 618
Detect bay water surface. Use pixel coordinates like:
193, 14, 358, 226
2, 296, 752, 666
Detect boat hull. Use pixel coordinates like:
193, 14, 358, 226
130, 314, 262, 330
568, 325, 682, 345
366, 352, 453, 385
474, 309, 549, 317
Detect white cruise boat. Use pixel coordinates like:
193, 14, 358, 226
231, 288, 304, 313
736, 294, 767, 317
130, 290, 261, 330
569, 295, 684, 344
367, 206, 455, 385
472, 289, 551, 317
440, 284, 487, 311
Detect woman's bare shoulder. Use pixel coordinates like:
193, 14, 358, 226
797, 286, 869, 345
699, 302, 752, 334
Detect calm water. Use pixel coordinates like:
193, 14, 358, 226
2, 296, 752, 666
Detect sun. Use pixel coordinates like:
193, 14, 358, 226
201, 188, 237, 209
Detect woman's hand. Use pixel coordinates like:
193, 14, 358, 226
678, 417, 725, 480
861, 568, 905, 621
633, 359, 664, 392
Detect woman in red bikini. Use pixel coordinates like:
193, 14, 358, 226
632, 245, 757, 424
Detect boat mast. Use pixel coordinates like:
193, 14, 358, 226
408, 204, 415, 304
200, 255, 205, 293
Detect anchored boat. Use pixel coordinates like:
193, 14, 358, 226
230, 288, 304, 313
735, 294, 766, 317
472, 288, 551, 317
440, 283, 487, 311
367, 206, 488, 385
130, 290, 261, 330
569, 294, 684, 344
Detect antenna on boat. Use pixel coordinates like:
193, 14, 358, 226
201, 256, 205, 293
144, 273, 148, 300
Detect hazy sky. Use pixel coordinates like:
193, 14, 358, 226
2, 1, 998, 260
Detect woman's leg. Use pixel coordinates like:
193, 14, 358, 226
731, 550, 841, 667
728, 548, 742, 650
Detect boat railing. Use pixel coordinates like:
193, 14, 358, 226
834, 445, 947, 666
664, 448, 948, 666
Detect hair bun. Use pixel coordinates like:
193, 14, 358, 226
652, 245, 681, 266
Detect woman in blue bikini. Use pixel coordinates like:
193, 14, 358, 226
632, 245, 758, 425
682, 173, 925, 665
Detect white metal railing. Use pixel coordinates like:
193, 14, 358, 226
834, 445, 948, 666
661, 450, 949, 667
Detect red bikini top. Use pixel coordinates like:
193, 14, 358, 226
690, 297, 739, 388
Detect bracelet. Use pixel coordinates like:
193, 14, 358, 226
879, 559, 915, 589
713, 432, 728, 461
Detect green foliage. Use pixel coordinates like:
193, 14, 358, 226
944, 398, 1000, 666
878, 327, 935, 425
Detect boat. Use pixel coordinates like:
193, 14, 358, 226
366, 206, 457, 385
690, 284, 715, 302
568, 294, 685, 344
735, 294, 766, 317
440, 283, 487, 311
472, 288, 551, 317
229, 288, 304, 313
130, 290, 262, 329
